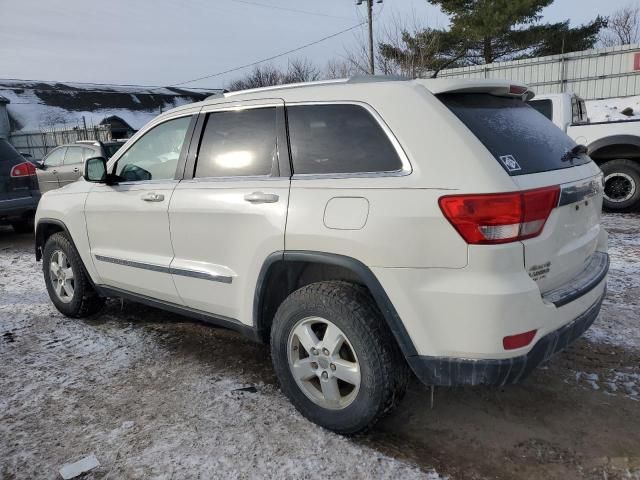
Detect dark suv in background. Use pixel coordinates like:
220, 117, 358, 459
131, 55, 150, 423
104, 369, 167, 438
0, 138, 40, 233
36, 140, 125, 192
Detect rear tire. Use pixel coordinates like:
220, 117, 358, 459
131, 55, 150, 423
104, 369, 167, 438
43, 232, 105, 318
600, 159, 640, 212
270, 281, 409, 434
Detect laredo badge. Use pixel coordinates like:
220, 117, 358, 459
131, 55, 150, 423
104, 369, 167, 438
499, 154, 521, 172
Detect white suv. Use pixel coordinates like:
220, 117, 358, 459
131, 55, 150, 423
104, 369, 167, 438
35, 77, 609, 434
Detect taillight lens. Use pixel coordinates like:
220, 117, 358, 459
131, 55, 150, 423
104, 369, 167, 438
10, 162, 37, 178
439, 186, 560, 244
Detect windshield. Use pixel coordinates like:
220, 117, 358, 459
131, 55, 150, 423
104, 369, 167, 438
437, 93, 591, 176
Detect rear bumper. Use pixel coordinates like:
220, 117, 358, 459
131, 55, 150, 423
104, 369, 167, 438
407, 289, 605, 386
0, 193, 40, 220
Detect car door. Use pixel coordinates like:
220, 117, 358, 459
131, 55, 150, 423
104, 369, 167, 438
168, 100, 290, 324
57, 146, 86, 187
85, 111, 198, 302
37, 147, 66, 192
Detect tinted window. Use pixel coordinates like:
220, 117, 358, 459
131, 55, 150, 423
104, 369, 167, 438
115, 116, 191, 182
529, 99, 553, 120
0, 139, 24, 165
63, 147, 84, 165
287, 104, 402, 175
43, 148, 66, 167
195, 108, 277, 178
438, 93, 590, 176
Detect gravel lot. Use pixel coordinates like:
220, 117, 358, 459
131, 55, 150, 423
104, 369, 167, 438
1, 214, 639, 480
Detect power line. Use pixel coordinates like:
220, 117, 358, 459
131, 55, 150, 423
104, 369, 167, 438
165, 22, 367, 87
228, 0, 352, 20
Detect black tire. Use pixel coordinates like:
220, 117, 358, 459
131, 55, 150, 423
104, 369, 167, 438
43, 232, 105, 318
11, 216, 34, 234
270, 281, 409, 434
600, 159, 640, 212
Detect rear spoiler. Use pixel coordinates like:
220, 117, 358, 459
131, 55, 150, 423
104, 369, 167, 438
418, 79, 535, 101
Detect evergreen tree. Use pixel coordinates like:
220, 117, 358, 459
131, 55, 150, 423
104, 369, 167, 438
379, 0, 607, 76
428, 0, 607, 64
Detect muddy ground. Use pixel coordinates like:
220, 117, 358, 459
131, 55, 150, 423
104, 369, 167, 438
1, 214, 639, 479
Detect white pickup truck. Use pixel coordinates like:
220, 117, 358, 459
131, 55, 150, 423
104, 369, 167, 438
530, 93, 640, 211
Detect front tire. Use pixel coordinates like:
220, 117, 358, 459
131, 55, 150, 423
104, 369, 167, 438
270, 281, 409, 434
601, 159, 640, 212
43, 232, 105, 318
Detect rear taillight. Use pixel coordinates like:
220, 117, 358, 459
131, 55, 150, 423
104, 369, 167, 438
10, 162, 37, 178
439, 186, 560, 245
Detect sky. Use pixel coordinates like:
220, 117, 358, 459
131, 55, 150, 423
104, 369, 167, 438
0, 0, 636, 89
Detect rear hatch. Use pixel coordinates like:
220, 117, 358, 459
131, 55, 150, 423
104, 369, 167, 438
0, 138, 36, 202
437, 91, 603, 295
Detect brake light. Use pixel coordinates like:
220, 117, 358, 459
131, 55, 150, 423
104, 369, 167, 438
509, 84, 528, 95
439, 186, 560, 244
503, 330, 537, 350
10, 162, 37, 178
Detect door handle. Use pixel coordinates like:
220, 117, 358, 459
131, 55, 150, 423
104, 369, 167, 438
141, 192, 165, 202
51, 169, 58, 174
73, 167, 79, 173
244, 192, 279, 204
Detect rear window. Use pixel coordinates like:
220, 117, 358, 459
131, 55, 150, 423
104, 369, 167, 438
0, 139, 24, 165
438, 93, 590, 176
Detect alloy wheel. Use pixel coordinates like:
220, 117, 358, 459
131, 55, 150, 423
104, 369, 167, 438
49, 250, 75, 303
287, 316, 361, 410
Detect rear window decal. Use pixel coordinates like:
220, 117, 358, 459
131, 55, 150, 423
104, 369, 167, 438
499, 155, 521, 172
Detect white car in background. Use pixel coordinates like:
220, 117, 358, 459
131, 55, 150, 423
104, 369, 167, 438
531, 92, 640, 211
34, 77, 608, 433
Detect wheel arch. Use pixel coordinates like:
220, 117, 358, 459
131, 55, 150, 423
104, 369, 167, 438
35, 218, 70, 261
254, 251, 418, 358
36, 218, 99, 288
588, 135, 640, 164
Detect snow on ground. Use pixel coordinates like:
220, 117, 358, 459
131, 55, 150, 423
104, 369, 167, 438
586, 95, 640, 122
0, 243, 441, 479
585, 213, 640, 350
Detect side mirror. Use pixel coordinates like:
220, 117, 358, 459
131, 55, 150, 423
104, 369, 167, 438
35, 161, 46, 170
84, 156, 108, 183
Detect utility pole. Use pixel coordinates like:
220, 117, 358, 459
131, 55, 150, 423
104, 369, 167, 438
356, 0, 382, 75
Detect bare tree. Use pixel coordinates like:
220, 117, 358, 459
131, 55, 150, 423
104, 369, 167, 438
323, 59, 359, 79
227, 64, 283, 91
600, 4, 640, 46
283, 58, 321, 84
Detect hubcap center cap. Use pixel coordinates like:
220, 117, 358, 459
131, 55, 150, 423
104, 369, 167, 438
318, 357, 329, 370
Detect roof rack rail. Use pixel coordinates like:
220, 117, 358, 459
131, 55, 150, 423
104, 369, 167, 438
222, 75, 409, 98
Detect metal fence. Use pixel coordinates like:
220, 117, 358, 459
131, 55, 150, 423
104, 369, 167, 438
436, 44, 640, 100
9, 125, 111, 160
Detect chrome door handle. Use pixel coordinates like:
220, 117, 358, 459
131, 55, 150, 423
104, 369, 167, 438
141, 192, 165, 202
244, 192, 279, 204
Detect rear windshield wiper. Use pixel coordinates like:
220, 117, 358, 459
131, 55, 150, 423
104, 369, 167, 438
561, 144, 588, 163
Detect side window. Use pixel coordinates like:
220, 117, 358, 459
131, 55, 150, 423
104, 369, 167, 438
63, 147, 84, 165
287, 104, 402, 175
115, 116, 191, 182
82, 147, 98, 161
43, 147, 66, 167
529, 99, 553, 120
195, 107, 277, 178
